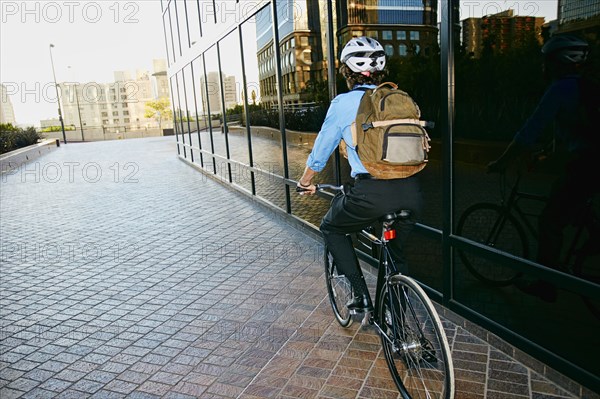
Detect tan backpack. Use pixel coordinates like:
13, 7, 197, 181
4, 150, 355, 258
341, 82, 432, 179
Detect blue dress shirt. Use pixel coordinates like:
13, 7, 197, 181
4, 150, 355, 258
306, 85, 374, 178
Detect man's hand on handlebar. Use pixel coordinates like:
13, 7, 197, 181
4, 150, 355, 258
296, 182, 317, 195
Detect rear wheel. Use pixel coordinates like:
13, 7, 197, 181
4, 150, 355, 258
324, 246, 353, 327
379, 274, 454, 399
456, 203, 526, 286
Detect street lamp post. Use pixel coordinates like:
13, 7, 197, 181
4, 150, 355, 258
68, 66, 85, 141
49, 44, 67, 144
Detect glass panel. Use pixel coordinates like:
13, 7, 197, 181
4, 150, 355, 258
194, 55, 215, 173
168, 1, 181, 60
163, 13, 174, 66
203, 45, 229, 181
182, 64, 196, 161
219, 30, 251, 192
171, 75, 185, 157
241, 7, 286, 210
187, 60, 204, 167
176, 0, 190, 50
453, 0, 600, 382
285, 0, 334, 225
186, 0, 202, 46
198, 0, 242, 45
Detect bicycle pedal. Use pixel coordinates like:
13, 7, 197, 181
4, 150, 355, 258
360, 311, 373, 329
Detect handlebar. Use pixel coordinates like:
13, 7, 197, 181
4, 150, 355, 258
295, 184, 343, 193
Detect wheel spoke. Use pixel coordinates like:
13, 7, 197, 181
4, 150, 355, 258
379, 275, 454, 398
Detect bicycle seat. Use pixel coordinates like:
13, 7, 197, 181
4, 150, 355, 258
380, 210, 411, 223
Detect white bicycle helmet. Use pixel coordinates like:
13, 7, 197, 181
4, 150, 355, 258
542, 34, 589, 64
340, 36, 386, 74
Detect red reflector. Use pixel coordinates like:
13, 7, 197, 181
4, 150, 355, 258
384, 229, 396, 240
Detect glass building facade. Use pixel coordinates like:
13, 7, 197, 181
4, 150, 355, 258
559, 0, 600, 24
161, 0, 600, 394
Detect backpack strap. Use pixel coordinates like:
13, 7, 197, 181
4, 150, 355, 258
373, 82, 398, 93
367, 119, 435, 129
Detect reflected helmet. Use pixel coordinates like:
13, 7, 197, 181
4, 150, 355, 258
542, 34, 589, 64
340, 36, 386, 74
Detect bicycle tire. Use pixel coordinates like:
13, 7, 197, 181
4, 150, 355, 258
379, 274, 454, 399
324, 246, 353, 327
456, 203, 527, 287
572, 242, 600, 320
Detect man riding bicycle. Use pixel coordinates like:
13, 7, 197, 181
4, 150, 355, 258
297, 37, 423, 313
487, 34, 600, 301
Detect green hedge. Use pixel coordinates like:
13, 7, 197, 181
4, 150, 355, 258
0, 124, 44, 154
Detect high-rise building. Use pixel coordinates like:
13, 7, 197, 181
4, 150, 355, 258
153, 59, 170, 99
0, 84, 17, 125
59, 59, 169, 131
462, 9, 545, 58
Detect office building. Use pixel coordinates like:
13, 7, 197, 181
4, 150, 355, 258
0, 84, 17, 125
59, 60, 170, 132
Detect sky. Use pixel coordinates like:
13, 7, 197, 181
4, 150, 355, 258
1, 0, 165, 127
1, 0, 558, 127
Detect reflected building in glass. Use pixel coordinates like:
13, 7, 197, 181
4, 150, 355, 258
256, 0, 441, 107
256, 0, 327, 106
462, 9, 545, 58
200, 72, 238, 115
336, 0, 439, 58
558, 0, 600, 33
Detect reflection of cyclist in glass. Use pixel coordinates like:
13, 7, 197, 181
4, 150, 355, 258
487, 34, 599, 302
297, 37, 423, 312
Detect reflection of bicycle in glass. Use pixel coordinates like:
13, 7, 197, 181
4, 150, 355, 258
456, 167, 599, 318
300, 184, 454, 398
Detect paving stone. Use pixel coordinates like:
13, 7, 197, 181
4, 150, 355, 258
0, 137, 584, 399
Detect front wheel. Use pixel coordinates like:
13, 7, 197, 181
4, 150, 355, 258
379, 274, 454, 398
456, 203, 526, 287
324, 246, 353, 327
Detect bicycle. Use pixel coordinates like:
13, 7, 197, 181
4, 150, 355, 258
456, 167, 600, 317
298, 183, 455, 399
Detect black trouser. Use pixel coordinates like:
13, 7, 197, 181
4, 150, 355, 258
320, 175, 423, 298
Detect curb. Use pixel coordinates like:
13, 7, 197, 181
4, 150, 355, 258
0, 138, 60, 174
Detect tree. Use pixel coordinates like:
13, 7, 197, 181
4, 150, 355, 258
1, 124, 43, 154
144, 97, 173, 131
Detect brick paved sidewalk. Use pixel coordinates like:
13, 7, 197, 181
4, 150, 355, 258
0, 137, 583, 398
